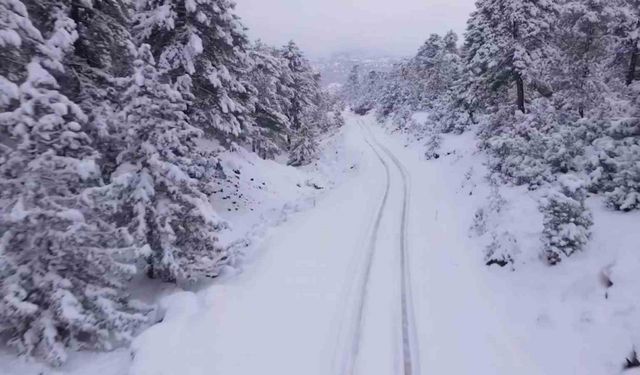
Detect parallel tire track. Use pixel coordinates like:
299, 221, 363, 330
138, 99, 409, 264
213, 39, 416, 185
338, 120, 392, 375
364, 124, 421, 375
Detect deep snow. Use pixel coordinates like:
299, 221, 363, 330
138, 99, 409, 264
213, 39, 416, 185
382, 111, 640, 375
127, 115, 532, 375
4, 113, 640, 375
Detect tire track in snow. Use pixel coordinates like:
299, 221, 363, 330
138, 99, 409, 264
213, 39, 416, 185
363, 123, 421, 375
336, 120, 392, 375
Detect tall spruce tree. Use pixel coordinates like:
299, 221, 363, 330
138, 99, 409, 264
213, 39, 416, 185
105, 44, 228, 282
281, 41, 323, 165
464, 0, 557, 113
66, 0, 135, 176
609, 0, 640, 85
0, 0, 340, 365
553, 0, 612, 118
281, 41, 320, 131
343, 65, 362, 105
247, 41, 294, 159
0, 3, 146, 365
134, 0, 256, 141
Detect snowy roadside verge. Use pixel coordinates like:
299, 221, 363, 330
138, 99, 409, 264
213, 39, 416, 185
211, 125, 359, 279
128, 122, 365, 375
0, 124, 361, 375
377, 111, 640, 374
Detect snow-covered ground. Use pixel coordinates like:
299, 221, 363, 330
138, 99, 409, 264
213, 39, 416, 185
4, 113, 640, 374
0, 124, 359, 375
383, 111, 640, 375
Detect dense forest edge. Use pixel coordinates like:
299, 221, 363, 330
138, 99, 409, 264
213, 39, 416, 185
0, 0, 342, 365
342, 0, 639, 268
1, 0, 639, 370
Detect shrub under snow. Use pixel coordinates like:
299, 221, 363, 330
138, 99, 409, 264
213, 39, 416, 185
540, 175, 593, 265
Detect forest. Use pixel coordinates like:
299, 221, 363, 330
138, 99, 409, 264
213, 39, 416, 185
343, 0, 640, 266
0, 0, 341, 365
1, 0, 640, 372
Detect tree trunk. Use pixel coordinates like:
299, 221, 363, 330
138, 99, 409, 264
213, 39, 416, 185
175, 1, 187, 29
146, 263, 156, 279
515, 73, 525, 113
626, 42, 638, 86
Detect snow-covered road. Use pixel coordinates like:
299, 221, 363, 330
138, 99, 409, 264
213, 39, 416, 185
334, 120, 420, 375
129, 114, 537, 375
5, 115, 639, 375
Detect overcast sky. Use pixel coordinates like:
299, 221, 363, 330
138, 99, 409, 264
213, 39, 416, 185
234, 0, 477, 58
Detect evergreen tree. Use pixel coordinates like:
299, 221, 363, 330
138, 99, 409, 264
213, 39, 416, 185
541, 175, 593, 265
281, 41, 320, 131
350, 69, 385, 115
66, 0, 135, 176
343, 65, 361, 106
406, 31, 462, 112
552, 0, 612, 118
288, 127, 318, 167
0, 5, 146, 365
605, 139, 640, 211
464, 0, 557, 112
409, 34, 445, 105
376, 65, 406, 118
609, 0, 640, 85
600, 82, 640, 211
0, 0, 41, 104
281, 41, 326, 164
104, 44, 228, 282
0, 0, 338, 365
247, 41, 294, 159
134, 0, 256, 140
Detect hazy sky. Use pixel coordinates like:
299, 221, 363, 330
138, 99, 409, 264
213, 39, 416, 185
234, 0, 477, 58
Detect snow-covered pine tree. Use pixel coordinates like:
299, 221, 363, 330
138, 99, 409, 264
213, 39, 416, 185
309, 88, 342, 135
281, 41, 320, 132
247, 41, 294, 159
605, 139, 640, 211
464, 0, 557, 113
407, 34, 445, 108
288, 127, 319, 167
602, 81, 640, 211
0, 0, 40, 104
343, 64, 362, 106
568, 0, 639, 211
541, 175, 593, 265
552, 0, 612, 119
281, 41, 324, 164
69, 0, 132, 77
0, 4, 146, 365
399, 31, 467, 133
134, 0, 256, 141
106, 44, 228, 282
342, 38, 462, 123
353, 69, 385, 115
608, 0, 640, 85
376, 65, 406, 118
66, 0, 135, 176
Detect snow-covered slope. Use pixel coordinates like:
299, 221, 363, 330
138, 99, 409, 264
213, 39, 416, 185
128, 121, 379, 375
114, 114, 527, 375
0, 126, 360, 375
383, 112, 640, 374
4, 114, 639, 375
